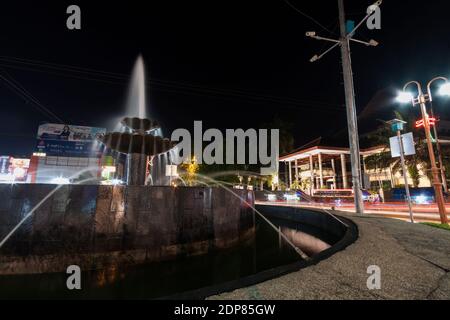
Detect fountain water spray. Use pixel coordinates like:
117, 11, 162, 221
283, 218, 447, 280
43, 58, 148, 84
0, 166, 103, 249
192, 173, 310, 260
126, 55, 147, 119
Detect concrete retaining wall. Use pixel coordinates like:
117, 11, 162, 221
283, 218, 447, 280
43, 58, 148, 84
0, 184, 255, 274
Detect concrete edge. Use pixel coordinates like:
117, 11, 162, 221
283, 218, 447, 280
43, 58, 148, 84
161, 206, 359, 300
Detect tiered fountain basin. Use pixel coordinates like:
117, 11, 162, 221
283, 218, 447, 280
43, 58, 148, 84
102, 117, 174, 155
100, 117, 176, 186
0, 184, 255, 275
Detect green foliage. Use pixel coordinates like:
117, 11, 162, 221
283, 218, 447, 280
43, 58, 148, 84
179, 156, 200, 186
300, 178, 311, 191
290, 180, 301, 190
421, 222, 450, 231
408, 163, 420, 187
362, 108, 450, 186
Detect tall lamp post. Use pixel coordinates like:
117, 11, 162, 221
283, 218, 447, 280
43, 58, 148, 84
397, 77, 450, 224
428, 84, 448, 193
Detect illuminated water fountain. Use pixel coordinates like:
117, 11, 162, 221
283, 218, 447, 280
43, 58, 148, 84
0, 55, 356, 299
0, 55, 256, 276
100, 55, 176, 186
101, 117, 175, 185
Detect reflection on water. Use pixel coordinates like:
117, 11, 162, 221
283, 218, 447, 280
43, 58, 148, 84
0, 215, 334, 299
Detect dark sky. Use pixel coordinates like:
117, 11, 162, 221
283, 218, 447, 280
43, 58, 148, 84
1, 0, 450, 156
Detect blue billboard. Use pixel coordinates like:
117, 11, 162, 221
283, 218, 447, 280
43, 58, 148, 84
35, 123, 106, 157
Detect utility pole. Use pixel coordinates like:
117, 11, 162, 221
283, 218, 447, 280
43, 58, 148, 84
306, 1, 381, 215
337, 0, 364, 214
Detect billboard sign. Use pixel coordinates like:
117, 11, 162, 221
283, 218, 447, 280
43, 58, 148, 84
35, 123, 106, 157
390, 132, 416, 158
0, 156, 30, 182
37, 123, 105, 142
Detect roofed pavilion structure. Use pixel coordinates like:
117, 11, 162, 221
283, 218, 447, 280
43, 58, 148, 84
279, 145, 386, 195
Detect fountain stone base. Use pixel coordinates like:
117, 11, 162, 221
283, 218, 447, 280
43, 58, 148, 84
126, 153, 148, 185
0, 184, 255, 275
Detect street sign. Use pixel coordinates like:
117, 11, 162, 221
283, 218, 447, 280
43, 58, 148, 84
390, 132, 415, 158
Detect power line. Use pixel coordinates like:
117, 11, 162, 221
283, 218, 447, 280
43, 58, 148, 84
0, 56, 345, 112
282, 0, 335, 35
0, 56, 340, 107
0, 69, 64, 123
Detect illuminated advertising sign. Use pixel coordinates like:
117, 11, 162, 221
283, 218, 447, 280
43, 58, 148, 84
35, 123, 106, 157
10, 158, 30, 181
0, 156, 30, 182
0, 156, 9, 174
415, 117, 437, 128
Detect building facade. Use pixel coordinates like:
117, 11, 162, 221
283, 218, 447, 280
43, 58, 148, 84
279, 144, 434, 196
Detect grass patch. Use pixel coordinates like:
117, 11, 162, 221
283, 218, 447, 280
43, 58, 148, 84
421, 222, 450, 231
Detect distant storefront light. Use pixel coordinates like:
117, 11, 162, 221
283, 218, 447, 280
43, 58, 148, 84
101, 179, 123, 186
50, 177, 71, 185
101, 165, 116, 180
33, 152, 47, 157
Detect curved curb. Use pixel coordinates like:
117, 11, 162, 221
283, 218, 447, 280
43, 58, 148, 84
161, 205, 359, 300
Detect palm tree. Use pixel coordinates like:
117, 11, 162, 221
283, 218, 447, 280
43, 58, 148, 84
363, 110, 444, 187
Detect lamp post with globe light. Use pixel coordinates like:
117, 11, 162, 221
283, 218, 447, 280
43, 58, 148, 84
397, 77, 450, 224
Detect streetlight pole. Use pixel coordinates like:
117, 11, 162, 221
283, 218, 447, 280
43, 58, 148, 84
429, 106, 448, 192
427, 79, 448, 193
403, 80, 448, 224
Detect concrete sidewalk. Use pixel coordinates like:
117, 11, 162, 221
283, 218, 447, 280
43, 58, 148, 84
209, 213, 450, 300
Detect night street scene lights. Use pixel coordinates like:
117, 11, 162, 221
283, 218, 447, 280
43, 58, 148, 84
4, 0, 450, 305
397, 77, 450, 224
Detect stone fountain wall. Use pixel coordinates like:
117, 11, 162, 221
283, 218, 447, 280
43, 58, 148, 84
0, 184, 255, 274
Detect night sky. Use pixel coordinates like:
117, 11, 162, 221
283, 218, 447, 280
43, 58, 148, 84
1, 1, 450, 156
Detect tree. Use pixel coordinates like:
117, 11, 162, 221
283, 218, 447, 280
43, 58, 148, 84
180, 156, 200, 186
408, 164, 420, 188
261, 116, 295, 155
363, 109, 447, 187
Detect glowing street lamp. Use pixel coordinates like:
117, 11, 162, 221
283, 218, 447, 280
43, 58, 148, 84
396, 91, 414, 104
397, 77, 450, 224
438, 82, 450, 96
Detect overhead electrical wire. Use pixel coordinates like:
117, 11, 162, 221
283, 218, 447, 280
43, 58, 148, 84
0, 55, 345, 113
282, 0, 336, 35
0, 69, 65, 123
